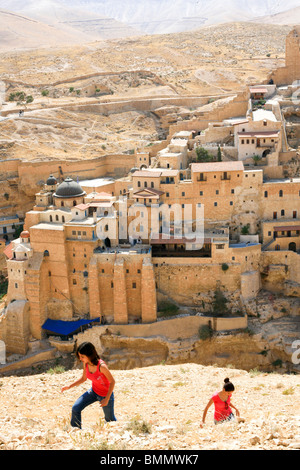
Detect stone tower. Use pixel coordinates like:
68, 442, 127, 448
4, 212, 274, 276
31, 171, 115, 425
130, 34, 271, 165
269, 27, 300, 85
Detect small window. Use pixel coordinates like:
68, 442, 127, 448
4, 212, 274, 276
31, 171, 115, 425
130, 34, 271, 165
264, 191, 268, 198
214, 202, 217, 206
132, 282, 136, 289
279, 190, 283, 197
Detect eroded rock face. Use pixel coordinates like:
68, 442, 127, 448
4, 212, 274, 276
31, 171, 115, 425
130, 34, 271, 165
100, 335, 169, 369
98, 330, 284, 372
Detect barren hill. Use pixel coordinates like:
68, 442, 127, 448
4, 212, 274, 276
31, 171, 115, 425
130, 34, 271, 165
0, 8, 95, 51
252, 6, 300, 25
0, 22, 290, 163
0, 361, 299, 450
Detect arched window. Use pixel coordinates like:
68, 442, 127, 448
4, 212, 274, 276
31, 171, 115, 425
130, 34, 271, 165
44, 250, 49, 257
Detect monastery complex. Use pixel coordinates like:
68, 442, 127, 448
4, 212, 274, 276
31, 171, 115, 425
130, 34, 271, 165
0, 28, 300, 369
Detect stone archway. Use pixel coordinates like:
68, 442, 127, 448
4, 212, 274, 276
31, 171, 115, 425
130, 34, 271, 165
262, 149, 271, 159
289, 242, 297, 252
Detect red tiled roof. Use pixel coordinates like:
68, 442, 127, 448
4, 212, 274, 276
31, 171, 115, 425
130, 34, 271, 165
75, 204, 90, 210
133, 188, 164, 199
3, 242, 13, 259
273, 225, 300, 231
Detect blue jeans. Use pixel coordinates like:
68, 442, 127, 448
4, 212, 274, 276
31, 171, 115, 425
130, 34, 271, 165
71, 388, 116, 429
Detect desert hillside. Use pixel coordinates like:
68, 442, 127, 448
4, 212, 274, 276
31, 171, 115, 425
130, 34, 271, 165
0, 360, 299, 450
0, 22, 291, 163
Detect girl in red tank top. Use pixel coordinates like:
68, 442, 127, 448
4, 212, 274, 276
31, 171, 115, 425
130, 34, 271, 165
200, 378, 243, 427
61, 342, 116, 428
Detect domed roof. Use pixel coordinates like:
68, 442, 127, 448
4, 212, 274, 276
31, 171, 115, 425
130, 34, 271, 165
46, 175, 57, 186
54, 177, 86, 198
20, 230, 30, 239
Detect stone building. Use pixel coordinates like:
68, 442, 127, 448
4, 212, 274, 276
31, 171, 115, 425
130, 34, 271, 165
1, 29, 300, 355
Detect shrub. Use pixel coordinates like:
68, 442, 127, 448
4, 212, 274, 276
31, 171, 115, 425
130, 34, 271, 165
241, 225, 249, 235
158, 301, 179, 317
221, 263, 229, 272
198, 324, 213, 341
126, 415, 152, 435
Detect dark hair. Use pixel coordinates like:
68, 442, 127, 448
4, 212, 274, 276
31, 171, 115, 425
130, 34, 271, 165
223, 377, 235, 392
76, 342, 100, 366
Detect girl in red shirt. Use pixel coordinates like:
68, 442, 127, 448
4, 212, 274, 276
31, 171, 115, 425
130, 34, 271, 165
200, 378, 242, 426
61, 342, 116, 429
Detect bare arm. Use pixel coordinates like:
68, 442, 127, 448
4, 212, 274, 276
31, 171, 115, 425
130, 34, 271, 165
230, 402, 240, 416
61, 365, 87, 392
98, 363, 115, 407
200, 398, 214, 427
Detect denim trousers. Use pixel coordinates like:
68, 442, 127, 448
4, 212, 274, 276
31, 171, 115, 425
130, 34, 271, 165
71, 388, 116, 429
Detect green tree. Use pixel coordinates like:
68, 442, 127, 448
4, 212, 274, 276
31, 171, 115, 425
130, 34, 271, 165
195, 146, 213, 162
217, 145, 222, 161
212, 289, 228, 316
252, 155, 262, 166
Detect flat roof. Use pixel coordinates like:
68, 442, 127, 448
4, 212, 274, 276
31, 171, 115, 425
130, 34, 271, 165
30, 223, 64, 231
250, 87, 268, 93
191, 161, 244, 173
252, 109, 277, 122
238, 131, 279, 138
80, 178, 114, 187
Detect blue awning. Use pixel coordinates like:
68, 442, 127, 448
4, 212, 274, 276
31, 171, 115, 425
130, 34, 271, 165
42, 318, 100, 336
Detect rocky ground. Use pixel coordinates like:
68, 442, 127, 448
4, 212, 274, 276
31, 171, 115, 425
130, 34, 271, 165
0, 360, 299, 451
